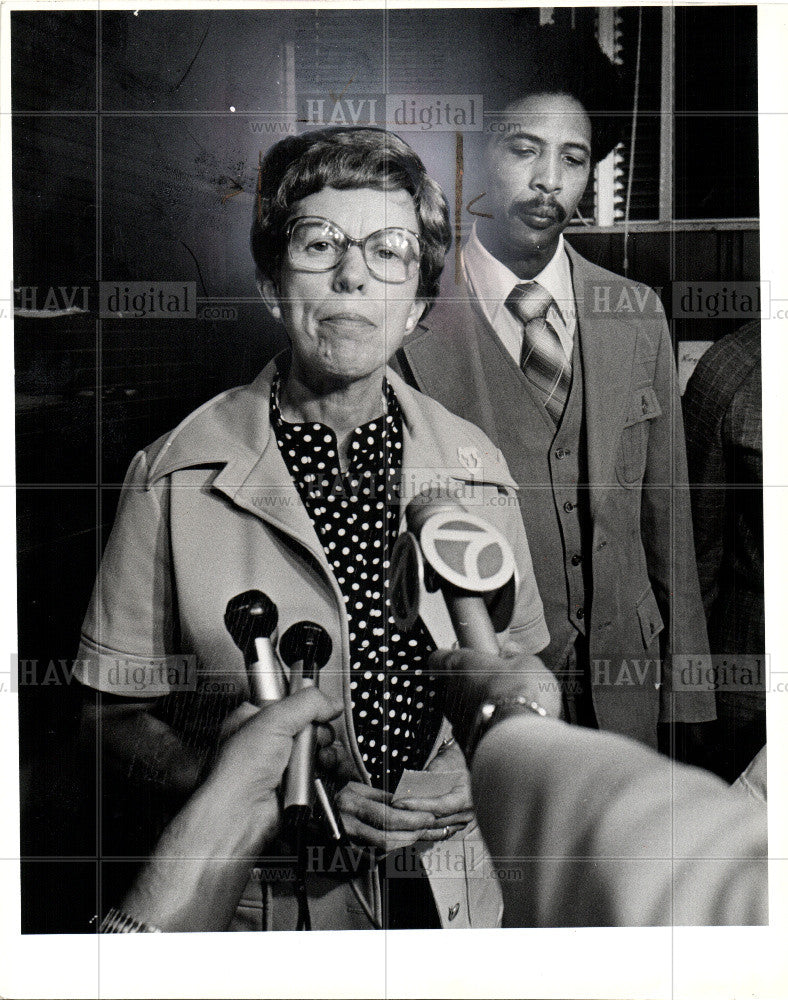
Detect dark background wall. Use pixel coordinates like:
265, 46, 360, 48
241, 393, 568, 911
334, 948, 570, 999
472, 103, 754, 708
12, 8, 758, 932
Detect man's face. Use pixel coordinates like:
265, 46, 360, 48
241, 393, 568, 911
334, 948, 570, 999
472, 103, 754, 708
478, 93, 592, 269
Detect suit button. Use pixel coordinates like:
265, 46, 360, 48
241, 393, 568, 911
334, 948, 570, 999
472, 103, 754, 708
555, 448, 565, 459
576, 607, 585, 620
571, 553, 582, 566
563, 501, 575, 513
448, 903, 460, 921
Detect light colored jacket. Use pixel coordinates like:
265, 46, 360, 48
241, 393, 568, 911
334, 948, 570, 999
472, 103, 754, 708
474, 717, 766, 926
74, 359, 549, 930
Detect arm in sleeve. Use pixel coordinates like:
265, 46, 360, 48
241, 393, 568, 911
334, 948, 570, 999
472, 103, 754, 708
472, 715, 767, 926
639, 302, 714, 724
73, 449, 177, 694
73, 449, 202, 796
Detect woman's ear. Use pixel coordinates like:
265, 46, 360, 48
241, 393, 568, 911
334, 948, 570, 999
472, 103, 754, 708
257, 275, 282, 322
404, 299, 427, 334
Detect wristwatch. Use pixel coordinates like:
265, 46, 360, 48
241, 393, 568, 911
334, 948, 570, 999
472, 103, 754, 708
99, 907, 162, 933
466, 693, 547, 762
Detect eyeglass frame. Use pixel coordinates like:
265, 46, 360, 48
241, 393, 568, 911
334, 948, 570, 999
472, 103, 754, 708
283, 215, 423, 284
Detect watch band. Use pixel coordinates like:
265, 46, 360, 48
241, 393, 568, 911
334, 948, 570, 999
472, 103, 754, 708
99, 907, 163, 933
466, 693, 547, 762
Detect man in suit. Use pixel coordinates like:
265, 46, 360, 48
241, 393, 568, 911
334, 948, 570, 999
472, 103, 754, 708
396, 26, 715, 753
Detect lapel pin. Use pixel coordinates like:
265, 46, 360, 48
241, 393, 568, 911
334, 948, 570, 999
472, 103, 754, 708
457, 446, 480, 472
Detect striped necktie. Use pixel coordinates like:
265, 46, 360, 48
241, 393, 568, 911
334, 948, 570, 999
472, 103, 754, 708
505, 281, 572, 425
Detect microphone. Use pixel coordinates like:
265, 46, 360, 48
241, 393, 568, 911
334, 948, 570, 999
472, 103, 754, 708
399, 487, 517, 654
279, 621, 333, 826
224, 590, 286, 704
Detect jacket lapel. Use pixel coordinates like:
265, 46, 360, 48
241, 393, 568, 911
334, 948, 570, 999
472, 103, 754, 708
567, 247, 637, 516
408, 253, 640, 517
389, 365, 518, 515
403, 295, 503, 442
390, 366, 518, 651
145, 359, 518, 589
146, 361, 332, 574
213, 438, 333, 575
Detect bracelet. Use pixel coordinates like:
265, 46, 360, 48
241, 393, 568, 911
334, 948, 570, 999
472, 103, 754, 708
466, 693, 548, 762
99, 907, 163, 934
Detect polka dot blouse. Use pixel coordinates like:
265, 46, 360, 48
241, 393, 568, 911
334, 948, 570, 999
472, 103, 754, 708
270, 372, 442, 790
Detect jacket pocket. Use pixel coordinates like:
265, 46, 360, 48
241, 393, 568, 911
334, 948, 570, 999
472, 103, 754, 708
636, 586, 665, 650
615, 386, 662, 487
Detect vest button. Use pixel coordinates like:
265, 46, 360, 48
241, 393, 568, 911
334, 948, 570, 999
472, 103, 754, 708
576, 607, 585, 620
563, 501, 575, 513
555, 448, 565, 459
571, 553, 582, 566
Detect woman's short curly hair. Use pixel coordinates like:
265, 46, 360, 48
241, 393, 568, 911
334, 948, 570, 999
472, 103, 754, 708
251, 127, 451, 311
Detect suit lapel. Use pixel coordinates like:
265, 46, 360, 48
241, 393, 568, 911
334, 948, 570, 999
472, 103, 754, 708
403, 295, 502, 442
568, 247, 638, 515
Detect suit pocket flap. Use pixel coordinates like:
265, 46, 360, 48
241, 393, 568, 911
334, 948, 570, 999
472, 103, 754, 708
624, 385, 662, 427
637, 588, 665, 648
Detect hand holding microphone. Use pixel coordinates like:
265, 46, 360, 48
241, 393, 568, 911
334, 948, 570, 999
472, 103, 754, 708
223, 595, 339, 793
278, 621, 333, 828
392, 488, 554, 755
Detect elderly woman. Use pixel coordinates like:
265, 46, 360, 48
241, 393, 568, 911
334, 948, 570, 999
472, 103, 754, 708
74, 127, 549, 931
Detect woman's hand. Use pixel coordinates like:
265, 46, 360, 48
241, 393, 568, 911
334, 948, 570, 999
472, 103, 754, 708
394, 740, 475, 834
335, 742, 475, 853
335, 782, 439, 854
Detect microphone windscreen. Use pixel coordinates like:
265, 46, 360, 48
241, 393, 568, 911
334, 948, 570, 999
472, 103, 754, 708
224, 590, 278, 658
405, 487, 466, 535
279, 621, 333, 678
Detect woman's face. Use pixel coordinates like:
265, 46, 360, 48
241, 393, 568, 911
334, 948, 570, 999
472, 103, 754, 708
264, 185, 426, 388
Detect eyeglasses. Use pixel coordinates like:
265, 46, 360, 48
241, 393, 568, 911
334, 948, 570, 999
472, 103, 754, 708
284, 216, 421, 284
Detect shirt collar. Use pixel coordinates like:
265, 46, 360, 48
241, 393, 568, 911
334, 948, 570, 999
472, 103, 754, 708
145, 356, 518, 494
463, 223, 573, 327
269, 370, 403, 475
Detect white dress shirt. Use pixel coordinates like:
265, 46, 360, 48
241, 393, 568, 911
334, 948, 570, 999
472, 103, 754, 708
462, 224, 577, 364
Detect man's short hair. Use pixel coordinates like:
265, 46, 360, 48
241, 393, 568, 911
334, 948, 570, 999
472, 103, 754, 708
251, 127, 451, 310
487, 23, 630, 163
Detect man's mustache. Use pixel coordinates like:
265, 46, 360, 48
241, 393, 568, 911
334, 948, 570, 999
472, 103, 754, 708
511, 199, 566, 223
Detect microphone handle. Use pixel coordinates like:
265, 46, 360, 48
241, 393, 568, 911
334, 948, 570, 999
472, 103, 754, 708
247, 636, 287, 704
443, 584, 501, 655
283, 672, 317, 816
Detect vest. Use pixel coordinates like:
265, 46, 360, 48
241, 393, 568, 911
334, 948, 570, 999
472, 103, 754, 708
472, 310, 590, 672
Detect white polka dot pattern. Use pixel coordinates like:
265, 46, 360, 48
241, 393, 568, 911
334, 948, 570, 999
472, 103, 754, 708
271, 374, 441, 789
